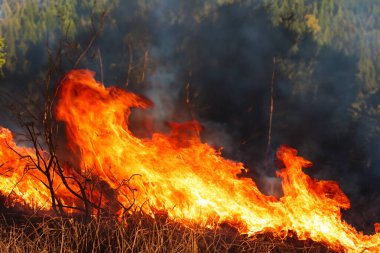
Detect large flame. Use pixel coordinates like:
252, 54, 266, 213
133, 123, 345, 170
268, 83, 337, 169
0, 69, 379, 252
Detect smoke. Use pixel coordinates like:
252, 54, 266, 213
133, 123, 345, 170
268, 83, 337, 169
120, 1, 380, 232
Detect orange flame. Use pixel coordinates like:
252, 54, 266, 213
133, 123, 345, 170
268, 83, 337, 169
0, 127, 51, 209
0, 127, 87, 211
1, 69, 379, 252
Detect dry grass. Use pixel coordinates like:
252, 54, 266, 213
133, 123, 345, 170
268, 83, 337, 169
0, 211, 338, 253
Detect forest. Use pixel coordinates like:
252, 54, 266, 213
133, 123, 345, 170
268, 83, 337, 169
0, 0, 379, 252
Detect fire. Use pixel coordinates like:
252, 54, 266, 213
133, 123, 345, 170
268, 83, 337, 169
0, 127, 85, 211
0, 69, 379, 252
0, 127, 51, 209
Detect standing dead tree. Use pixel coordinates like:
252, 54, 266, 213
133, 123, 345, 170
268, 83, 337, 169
265, 56, 277, 171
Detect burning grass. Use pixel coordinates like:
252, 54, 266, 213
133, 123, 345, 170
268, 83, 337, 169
0, 212, 336, 253
0, 69, 379, 252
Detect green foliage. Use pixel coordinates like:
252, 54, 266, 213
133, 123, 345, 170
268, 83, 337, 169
0, 0, 378, 88
56, 0, 78, 40
0, 36, 6, 75
0, 0, 117, 72
266, 0, 380, 114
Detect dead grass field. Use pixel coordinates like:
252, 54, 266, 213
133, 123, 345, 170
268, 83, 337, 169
0, 211, 337, 253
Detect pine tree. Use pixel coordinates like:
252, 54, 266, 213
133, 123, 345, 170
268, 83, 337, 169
0, 36, 6, 75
